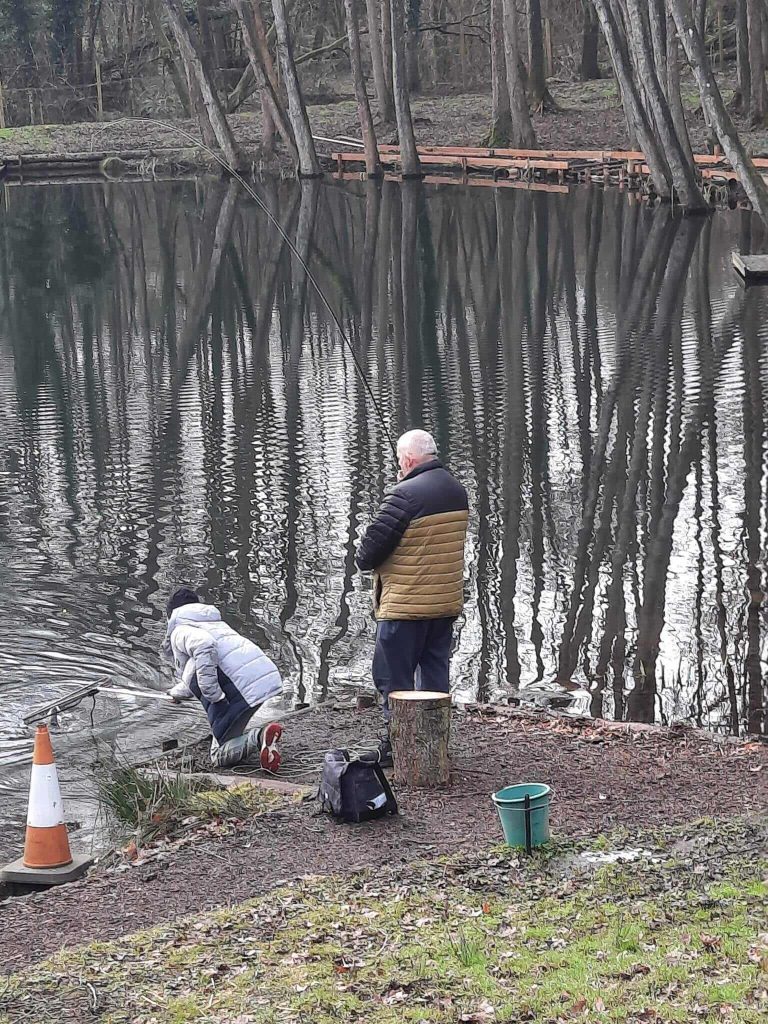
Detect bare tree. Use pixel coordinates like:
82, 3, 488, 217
580, 0, 601, 80
234, 0, 297, 162
488, 0, 514, 145
391, 0, 421, 176
162, 0, 242, 168
747, 0, 768, 123
270, 0, 322, 176
621, 0, 705, 208
366, 0, 395, 121
667, 0, 768, 221
735, 0, 751, 112
501, 0, 536, 146
148, 0, 192, 117
527, 0, 554, 110
344, 0, 382, 175
591, 0, 671, 197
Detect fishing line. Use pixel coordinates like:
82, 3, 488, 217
101, 117, 398, 462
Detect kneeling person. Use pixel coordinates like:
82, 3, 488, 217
163, 588, 284, 772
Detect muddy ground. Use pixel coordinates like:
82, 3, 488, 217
1, 704, 766, 973
3, 79, 768, 175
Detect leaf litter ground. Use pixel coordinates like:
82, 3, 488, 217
1, 705, 767, 1021
0, 817, 766, 1023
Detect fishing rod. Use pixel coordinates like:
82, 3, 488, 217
101, 117, 399, 462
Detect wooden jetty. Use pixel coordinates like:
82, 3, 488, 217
732, 252, 768, 282
326, 145, 768, 200
333, 169, 570, 194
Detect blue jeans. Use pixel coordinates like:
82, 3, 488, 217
372, 618, 454, 721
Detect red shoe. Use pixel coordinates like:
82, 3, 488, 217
259, 722, 283, 773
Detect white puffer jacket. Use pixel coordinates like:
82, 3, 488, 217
164, 603, 282, 708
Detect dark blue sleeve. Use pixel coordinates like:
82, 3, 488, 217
356, 489, 415, 571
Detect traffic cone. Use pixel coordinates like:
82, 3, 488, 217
23, 724, 73, 870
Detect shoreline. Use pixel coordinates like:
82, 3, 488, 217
2, 702, 767, 972
2, 82, 767, 194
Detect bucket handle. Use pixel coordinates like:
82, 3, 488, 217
524, 794, 532, 857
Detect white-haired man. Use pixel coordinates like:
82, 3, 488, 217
356, 429, 469, 764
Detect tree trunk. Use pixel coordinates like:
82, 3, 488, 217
591, 0, 670, 197
406, 0, 421, 93
234, 0, 297, 162
148, 0, 191, 116
489, 0, 514, 145
261, 91, 275, 154
344, 0, 382, 175
391, 0, 421, 176
270, 0, 322, 176
527, 0, 550, 109
736, 0, 751, 112
647, 0, 667, 79
667, 0, 768, 222
197, 0, 218, 84
580, 0, 601, 80
162, 0, 242, 168
501, 0, 536, 146
390, 691, 451, 788
382, 0, 394, 95
748, 0, 768, 124
666, 15, 695, 163
623, 0, 704, 207
366, 0, 395, 120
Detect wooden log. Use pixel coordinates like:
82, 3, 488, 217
389, 690, 451, 789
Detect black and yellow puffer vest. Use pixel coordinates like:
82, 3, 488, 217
356, 460, 469, 621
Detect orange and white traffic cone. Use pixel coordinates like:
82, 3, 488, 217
23, 724, 73, 870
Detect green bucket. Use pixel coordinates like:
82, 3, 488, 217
491, 783, 551, 849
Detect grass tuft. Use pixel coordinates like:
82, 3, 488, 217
94, 760, 282, 844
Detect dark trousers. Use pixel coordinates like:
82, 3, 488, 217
190, 669, 255, 744
372, 617, 454, 721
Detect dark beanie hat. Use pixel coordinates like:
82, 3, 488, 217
166, 587, 200, 618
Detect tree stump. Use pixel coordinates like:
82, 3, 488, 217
389, 691, 451, 789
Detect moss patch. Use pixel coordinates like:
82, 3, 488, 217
0, 124, 56, 145
1, 820, 766, 1023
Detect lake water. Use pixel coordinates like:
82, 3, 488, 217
1, 177, 767, 854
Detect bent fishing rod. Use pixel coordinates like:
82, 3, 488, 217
101, 117, 399, 463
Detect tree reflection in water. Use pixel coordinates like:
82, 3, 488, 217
0, 179, 766, 738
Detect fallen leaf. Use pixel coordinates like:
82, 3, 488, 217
618, 963, 651, 980
701, 934, 722, 951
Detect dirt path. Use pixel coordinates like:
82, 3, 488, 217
1, 706, 766, 973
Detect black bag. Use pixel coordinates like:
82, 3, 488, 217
318, 748, 398, 823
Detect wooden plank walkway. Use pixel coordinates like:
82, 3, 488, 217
326, 145, 767, 199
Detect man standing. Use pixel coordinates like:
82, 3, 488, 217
356, 429, 468, 763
